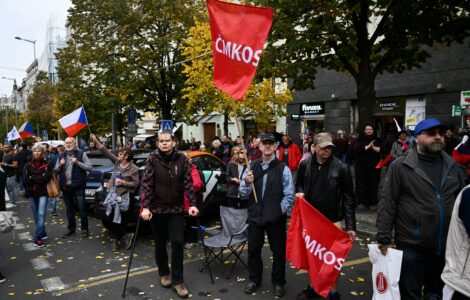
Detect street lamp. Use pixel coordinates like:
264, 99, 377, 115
1, 76, 16, 85
14, 36, 36, 60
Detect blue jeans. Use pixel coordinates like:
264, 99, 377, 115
29, 196, 48, 241
6, 176, 17, 204
49, 198, 57, 214
18, 174, 25, 192
63, 188, 88, 232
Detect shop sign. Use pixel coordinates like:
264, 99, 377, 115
452, 105, 462, 117
291, 114, 300, 121
405, 97, 426, 127
461, 91, 470, 107
375, 100, 402, 113
300, 102, 325, 116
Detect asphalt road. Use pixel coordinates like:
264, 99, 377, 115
0, 197, 374, 299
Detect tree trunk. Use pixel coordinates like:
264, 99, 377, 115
356, 75, 376, 131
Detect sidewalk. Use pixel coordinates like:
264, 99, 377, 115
356, 210, 377, 235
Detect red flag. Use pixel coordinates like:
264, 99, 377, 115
286, 197, 353, 297
206, 0, 273, 100
375, 153, 393, 169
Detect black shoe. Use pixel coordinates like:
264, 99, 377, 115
329, 291, 341, 300
274, 285, 285, 297
296, 286, 322, 300
81, 230, 90, 238
125, 233, 134, 250
0, 273, 6, 283
112, 239, 121, 252
62, 231, 75, 238
244, 282, 259, 294
355, 204, 369, 213
369, 205, 378, 211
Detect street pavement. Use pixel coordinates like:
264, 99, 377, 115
0, 196, 378, 299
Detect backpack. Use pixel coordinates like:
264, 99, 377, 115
0, 211, 16, 233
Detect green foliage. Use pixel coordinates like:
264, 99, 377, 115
56, 0, 204, 136
182, 19, 292, 131
255, 0, 470, 124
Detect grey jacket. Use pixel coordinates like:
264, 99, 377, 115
376, 148, 465, 255
99, 147, 139, 195
441, 186, 470, 297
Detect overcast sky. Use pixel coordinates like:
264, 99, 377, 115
0, 0, 72, 96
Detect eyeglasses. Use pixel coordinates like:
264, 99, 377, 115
421, 128, 445, 137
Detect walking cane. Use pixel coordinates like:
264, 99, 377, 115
122, 205, 147, 298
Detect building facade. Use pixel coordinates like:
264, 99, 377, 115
287, 39, 470, 144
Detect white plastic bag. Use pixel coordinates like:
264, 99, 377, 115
368, 244, 403, 300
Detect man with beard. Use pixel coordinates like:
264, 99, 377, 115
55, 137, 93, 238
376, 118, 465, 300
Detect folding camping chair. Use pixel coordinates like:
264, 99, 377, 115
199, 206, 249, 283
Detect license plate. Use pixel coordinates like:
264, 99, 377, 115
85, 189, 95, 196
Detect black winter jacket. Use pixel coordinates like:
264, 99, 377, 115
376, 148, 465, 255
296, 155, 356, 231
24, 159, 53, 198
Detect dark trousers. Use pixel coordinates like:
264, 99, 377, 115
397, 245, 445, 300
63, 188, 88, 232
355, 166, 380, 207
247, 220, 286, 286
0, 172, 6, 211
150, 213, 185, 285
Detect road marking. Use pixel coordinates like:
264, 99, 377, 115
18, 232, 32, 240
294, 257, 370, 275
31, 257, 51, 270
41, 277, 69, 292
15, 223, 25, 230
23, 242, 42, 251
53, 266, 154, 296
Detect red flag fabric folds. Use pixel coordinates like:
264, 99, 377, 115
206, 0, 273, 100
286, 197, 353, 297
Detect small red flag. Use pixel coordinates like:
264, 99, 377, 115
375, 153, 393, 169
286, 197, 353, 297
206, 0, 273, 100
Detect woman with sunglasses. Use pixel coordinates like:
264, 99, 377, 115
90, 134, 139, 252
226, 147, 248, 208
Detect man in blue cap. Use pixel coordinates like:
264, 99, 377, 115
376, 118, 465, 300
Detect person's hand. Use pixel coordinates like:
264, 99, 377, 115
115, 178, 125, 186
60, 158, 66, 165
366, 140, 375, 150
244, 170, 254, 184
188, 206, 199, 217
72, 157, 78, 164
90, 133, 97, 141
141, 208, 153, 220
295, 192, 305, 199
347, 230, 356, 243
232, 178, 240, 184
379, 244, 389, 256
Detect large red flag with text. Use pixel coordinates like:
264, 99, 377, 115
286, 197, 353, 297
206, 0, 273, 100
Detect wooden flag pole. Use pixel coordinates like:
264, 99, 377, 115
230, 98, 259, 203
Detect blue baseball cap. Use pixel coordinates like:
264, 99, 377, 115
413, 118, 448, 137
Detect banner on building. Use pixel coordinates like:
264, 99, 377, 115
405, 97, 426, 130
286, 197, 353, 297
207, 0, 273, 100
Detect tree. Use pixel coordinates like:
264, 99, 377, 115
56, 0, 204, 133
26, 71, 60, 139
182, 19, 292, 134
255, 0, 470, 125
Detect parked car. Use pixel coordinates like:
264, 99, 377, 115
94, 151, 228, 230
85, 149, 151, 208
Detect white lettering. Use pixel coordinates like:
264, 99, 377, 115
252, 50, 262, 67
302, 229, 346, 272
215, 34, 224, 53
323, 251, 336, 265
305, 235, 317, 253
223, 41, 231, 56
314, 244, 326, 260
231, 43, 242, 61
334, 258, 345, 271
242, 46, 253, 64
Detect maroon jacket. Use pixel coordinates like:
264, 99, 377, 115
24, 159, 53, 198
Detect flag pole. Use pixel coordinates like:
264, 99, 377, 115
80, 103, 93, 135
230, 98, 258, 203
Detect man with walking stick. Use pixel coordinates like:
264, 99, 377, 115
139, 130, 199, 299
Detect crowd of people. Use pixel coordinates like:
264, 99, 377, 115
0, 118, 469, 299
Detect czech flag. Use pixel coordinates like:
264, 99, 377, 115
18, 121, 35, 139
59, 106, 88, 137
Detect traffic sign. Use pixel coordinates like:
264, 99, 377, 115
452, 105, 462, 117
161, 120, 174, 131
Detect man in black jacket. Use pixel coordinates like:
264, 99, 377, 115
295, 132, 356, 300
376, 118, 465, 300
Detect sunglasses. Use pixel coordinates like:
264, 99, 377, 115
421, 128, 445, 137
